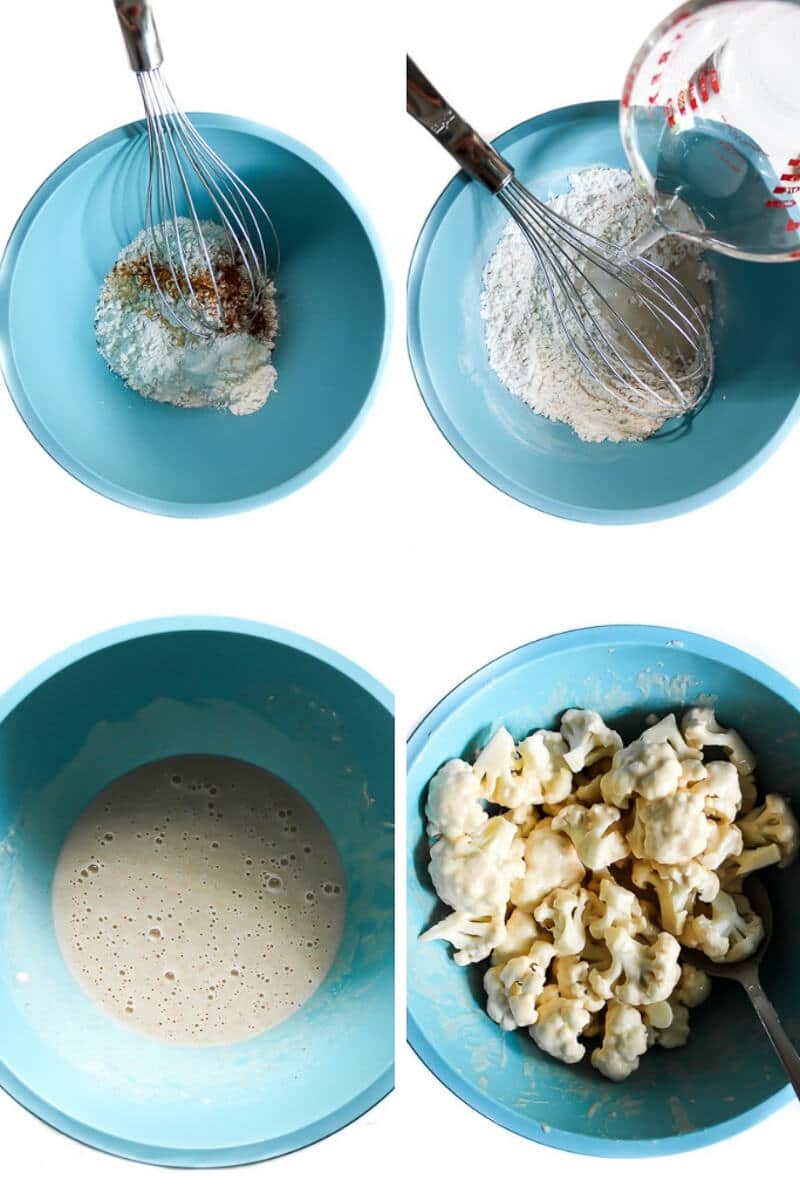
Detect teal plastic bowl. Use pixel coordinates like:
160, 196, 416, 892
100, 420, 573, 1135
408, 626, 800, 1155
0, 115, 389, 516
407, 101, 800, 524
0, 617, 394, 1166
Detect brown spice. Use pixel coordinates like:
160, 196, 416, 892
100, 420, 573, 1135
112, 251, 276, 340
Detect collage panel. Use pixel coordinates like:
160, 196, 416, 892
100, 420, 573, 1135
0, 0, 799, 1193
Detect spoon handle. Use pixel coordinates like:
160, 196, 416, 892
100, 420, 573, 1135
744, 975, 800, 1101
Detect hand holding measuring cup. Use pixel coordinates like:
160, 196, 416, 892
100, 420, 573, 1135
621, 0, 800, 261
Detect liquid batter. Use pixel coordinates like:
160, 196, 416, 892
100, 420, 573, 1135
52, 755, 346, 1046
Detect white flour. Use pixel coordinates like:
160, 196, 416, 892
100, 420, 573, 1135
95, 219, 278, 415
480, 167, 712, 442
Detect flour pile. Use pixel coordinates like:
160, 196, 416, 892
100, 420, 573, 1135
95, 218, 279, 415
480, 168, 713, 443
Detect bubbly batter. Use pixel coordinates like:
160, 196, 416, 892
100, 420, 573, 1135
53, 755, 346, 1046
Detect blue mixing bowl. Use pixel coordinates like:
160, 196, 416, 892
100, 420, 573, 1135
0, 115, 389, 516
0, 617, 393, 1165
407, 102, 800, 523
408, 626, 800, 1155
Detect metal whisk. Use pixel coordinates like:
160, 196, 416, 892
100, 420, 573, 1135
113, 1, 278, 339
407, 58, 714, 416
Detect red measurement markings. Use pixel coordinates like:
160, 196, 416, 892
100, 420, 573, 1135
786, 219, 800, 232
769, 153, 800, 211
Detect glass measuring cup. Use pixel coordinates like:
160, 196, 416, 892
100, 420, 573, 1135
620, 0, 800, 261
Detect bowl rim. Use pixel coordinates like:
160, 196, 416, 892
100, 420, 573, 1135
0, 614, 393, 1166
406, 99, 800, 526
0, 112, 392, 520
407, 623, 799, 1157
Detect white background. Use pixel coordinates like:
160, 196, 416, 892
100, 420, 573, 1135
0, 0, 798, 1194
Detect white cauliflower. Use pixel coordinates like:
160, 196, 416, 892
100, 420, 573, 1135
674, 962, 711, 1008
683, 889, 764, 962
517, 729, 573, 806
553, 954, 606, 1013
631, 859, 719, 937
510, 818, 585, 912
643, 1000, 690, 1049
530, 984, 592, 1064
551, 802, 628, 870
601, 739, 682, 808
473, 728, 538, 812
490, 908, 540, 966
591, 1001, 648, 1081
425, 758, 487, 840
587, 877, 652, 941
641, 713, 703, 762
560, 709, 622, 773
738, 794, 799, 867
429, 815, 524, 914
484, 940, 557, 1030
590, 925, 681, 1006
691, 759, 742, 823
698, 820, 743, 870
421, 706, 796, 1085
419, 911, 505, 965
534, 886, 590, 956
681, 707, 756, 775
628, 785, 710, 864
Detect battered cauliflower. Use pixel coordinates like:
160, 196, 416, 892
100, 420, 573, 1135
551, 802, 629, 870
560, 709, 622, 773
421, 708, 794, 1083
510, 818, 585, 911
592, 1001, 648, 1080
426, 758, 487, 840
429, 815, 524, 914
530, 984, 592, 1064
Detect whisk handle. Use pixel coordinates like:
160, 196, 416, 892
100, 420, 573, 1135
113, 1, 163, 73
406, 56, 513, 194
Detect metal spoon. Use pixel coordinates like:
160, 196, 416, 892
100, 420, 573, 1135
681, 877, 800, 1100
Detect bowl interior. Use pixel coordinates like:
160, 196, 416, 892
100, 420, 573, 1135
0, 115, 387, 515
0, 626, 393, 1164
408, 101, 800, 523
407, 628, 800, 1153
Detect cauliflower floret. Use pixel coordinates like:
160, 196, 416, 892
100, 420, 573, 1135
641, 713, 703, 762
425, 759, 487, 840
631, 859, 719, 937
551, 802, 628, 870
587, 877, 652, 941
510, 818, 585, 912
560, 709, 622, 773
681, 707, 756, 775
740, 772, 759, 813
591, 1001, 648, 1081
472, 728, 516, 796
674, 962, 711, 1008
419, 911, 505, 965
628, 786, 710, 865
643, 1000, 690, 1049
574, 775, 604, 804
490, 909, 540, 966
553, 954, 606, 1013
429, 815, 524, 914
517, 730, 573, 806
484, 940, 557, 1030
738, 794, 799, 868
534, 886, 590, 956
683, 889, 764, 962
730, 844, 783, 878
472, 728, 538, 812
698, 820, 743, 870
691, 760, 742, 823
601, 739, 682, 808
591, 926, 681, 1006
530, 984, 592, 1064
